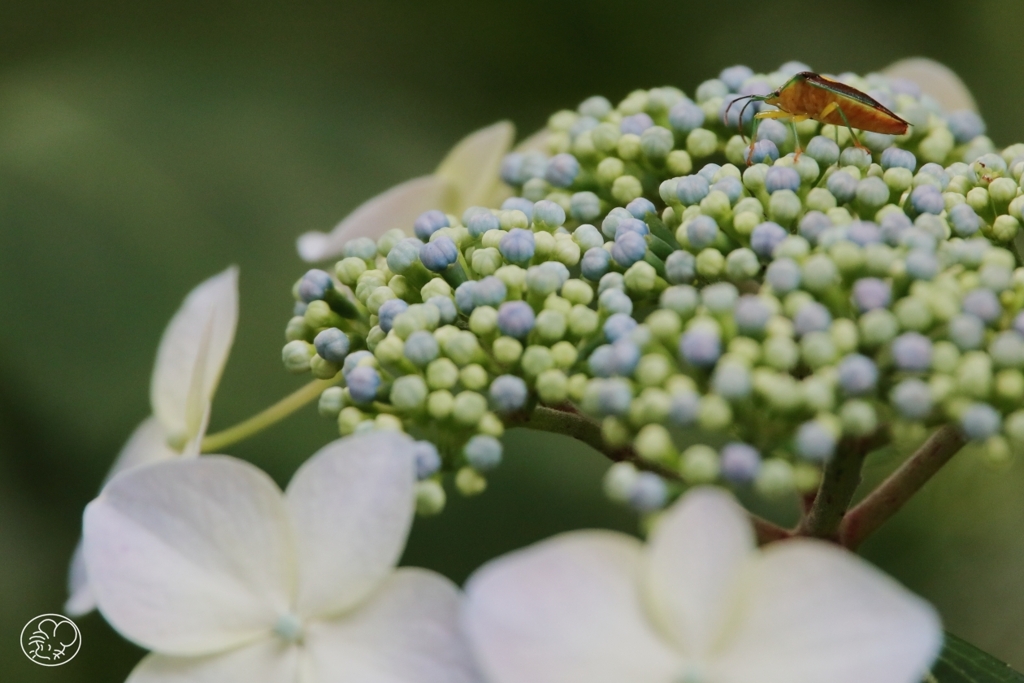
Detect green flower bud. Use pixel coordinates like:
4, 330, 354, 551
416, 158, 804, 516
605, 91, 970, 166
553, 237, 581, 266
993, 215, 1020, 242
283, 340, 316, 374
859, 309, 899, 347
310, 354, 341, 379
336, 257, 368, 286
830, 242, 864, 276
700, 191, 732, 224
338, 405, 368, 436
635, 424, 674, 462
460, 364, 489, 391
982, 435, 1012, 467
420, 277, 452, 302
568, 373, 589, 401
534, 231, 556, 261
568, 304, 600, 337
374, 334, 405, 365
763, 336, 799, 371
537, 368, 569, 404
535, 309, 568, 343
453, 390, 488, 426
591, 122, 621, 153
455, 466, 487, 496
646, 309, 681, 341
427, 389, 454, 419
805, 188, 837, 213
802, 254, 839, 292
522, 345, 555, 377
374, 413, 403, 432
918, 129, 954, 164
318, 386, 346, 417
286, 316, 314, 342
478, 411, 505, 437
768, 190, 801, 226
427, 358, 459, 390
496, 264, 527, 294
544, 294, 573, 315
755, 458, 795, 498
957, 351, 992, 399
1004, 410, 1024, 442
493, 336, 523, 364
562, 279, 594, 306
801, 332, 837, 369
723, 248, 760, 281
471, 247, 503, 276
840, 399, 877, 436
415, 480, 446, 516
995, 369, 1024, 402
481, 229, 505, 249
551, 341, 578, 368
728, 336, 761, 364
630, 387, 671, 426
636, 354, 672, 387
443, 331, 481, 366
733, 211, 760, 238
624, 261, 658, 294
864, 244, 895, 277
696, 248, 725, 277
365, 286, 398, 315
597, 157, 625, 185
602, 416, 631, 447
680, 444, 720, 484
687, 128, 718, 159
666, 149, 693, 176
391, 374, 429, 411
469, 306, 499, 337
500, 209, 530, 231
604, 462, 639, 503
802, 375, 836, 412
931, 341, 960, 374
617, 133, 642, 160
612, 175, 644, 204
698, 394, 732, 431
304, 299, 345, 330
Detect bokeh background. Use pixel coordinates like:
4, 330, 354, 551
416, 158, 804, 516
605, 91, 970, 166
3, 0, 1024, 679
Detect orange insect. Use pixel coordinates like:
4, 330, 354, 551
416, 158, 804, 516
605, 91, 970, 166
725, 71, 911, 164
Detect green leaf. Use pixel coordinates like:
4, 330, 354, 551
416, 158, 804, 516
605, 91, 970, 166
932, 632, 1024, 682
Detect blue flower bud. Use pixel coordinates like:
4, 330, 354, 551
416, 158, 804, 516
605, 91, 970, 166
497, 300, 535, 339
419, 237, 458, 273
712, 176, 744, 204
920, 162, 951, 189
765, 258, 801, 294
474, 276, 508, 307
604, 313, 638, 342
427, 296, 457, 325
798, 211, 832, 246
960, 402, 1002, 441
626, 197, 657, 219
665, 250, 696, 284
712, 362, 752, 399
404, 330, 439, 367
342, 350, 373, 377
806, 135, 840, 167
412, 441, 442, 480
313, 327, 350, 363
891, 332, 933, 372
620, 112, 654, 135
377, 298, 409, 333
603, 339, 641, 376
346, 365, 381, 404
720, 442, 761, 483
734, 295, 773, 334
545, 153, 581, 188
720, 65, 754, 91
851, 278, 891, 312
599, 287, 633, 315
748, 139, 780, 164
386, 238, 423, 274
847, 219, 882, 247
344, 237, 378, 261
629, 471, 668, 512
756, 119, 788, 148
702, 282, 739, 313
697, 163, 721, 184
948, 203, 981, 237
826, 170, 857, 204
581, 247, 612, 280
879, 147, 915, 172
962, 288, 1001, 323
750, 221, 787, 259
583, 377, 633, 416
500, 228, 536, 265
669, 100, 705, 134
455, 281, 478, 314
502, 197, 535, 221
1014, 311, 1024, 337
601, 207, 633, 239
615, 218, 649, 239
838, 353, 878, 395
293, 301, 308, 316
687, 215, 719, 250
676, 175, 711, 205
533, 200, 566, 229
298, 269, 334, 303
764, 166, 801, 194
796, 420, 837, 461
467, 210, 501, 237
679, 328, 721, 367
909, 185, 944, 216
489, 374, 528, 413
612, 231, 648, 268
669, 389, 700, 426
905, 250, 938, 280
794, 301, 832, 336
500, 153, 527, 185
570, 191, 602, 221
413, 210, 450, 240
464, 434, 503, 471
573, 224, 604, 252
949, 313, 985, 350
879, 211, 912, 246
890, 379, 933, 420
579, 95, 612, 118
947, 110, 986, 144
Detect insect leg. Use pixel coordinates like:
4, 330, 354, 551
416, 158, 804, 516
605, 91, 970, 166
746, 115, 762, 166
790, 118, 803, 162
834, 102, 869, 151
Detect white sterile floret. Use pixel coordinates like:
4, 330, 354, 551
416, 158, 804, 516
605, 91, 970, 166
66, 266, 239, 616
297, 121, 515, 261
83, 431, 479, 683
463, 487, 941, 683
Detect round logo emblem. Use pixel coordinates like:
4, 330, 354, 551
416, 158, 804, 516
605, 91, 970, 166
20, 614, 81, 666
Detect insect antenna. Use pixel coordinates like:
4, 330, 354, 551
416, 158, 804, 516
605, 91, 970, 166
723, 94, 765, 143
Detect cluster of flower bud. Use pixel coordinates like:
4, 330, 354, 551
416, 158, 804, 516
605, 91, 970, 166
283, 62, 1024, 515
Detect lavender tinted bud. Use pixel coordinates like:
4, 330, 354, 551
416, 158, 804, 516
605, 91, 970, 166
313, 327, 350, 363
750, 221, 787, 259
826, 170, 857, 204
464, 435, 503, 471
796, 420, 837, 461
298, 269, 334, 303
890, 379, 933, 420
413, 210, 449, 240
679, 327, 721, 367
806, 136, 840, 167
799, 211, 832, 246
665, 250, 697, 284
626, 197, 657, 219
962, 288, 1001, 323
720, 442, 761, 483
489, 374, 528, 413
497, 300, 535, 339
570, 191, 602, 221
892, 332, 933, 372
765, 166, 800, 194
852, 277, 892, 312
676, 175, 710, 205
346, 366, 381, 404
961, 402, 1002, 441
838, 354, 878, 396
765, 258, 801, 294
880, 147, 916, 171
467, 211, 500, 237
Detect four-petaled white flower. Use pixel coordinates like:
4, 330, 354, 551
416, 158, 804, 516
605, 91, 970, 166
83, 430, 480, 683
296, 121, 515, 261
66, 267, 239, 615
464, 487, 942, 683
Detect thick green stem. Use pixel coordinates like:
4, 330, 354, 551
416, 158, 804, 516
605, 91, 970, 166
797, 428, 890, 541
201, 377, 341, 453
840, 424, 965, 549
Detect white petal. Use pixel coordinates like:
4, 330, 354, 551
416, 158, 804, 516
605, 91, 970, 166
84, 456, 295, 655
150, 267, 238, 448
127, 639, 298, 683
712, 540, 942, 683
302, 568, 480, 683
66, 417, 181, 616
882, 58, 977, 113
286, 432, 416, 619
297, 175, 452, 262
513, 127, 551, 153
644, 487, 755, 656
435, 121, 515, 208
464, 530, 681, 683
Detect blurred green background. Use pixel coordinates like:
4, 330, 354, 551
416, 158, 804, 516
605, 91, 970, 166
3, 0, 1024, 679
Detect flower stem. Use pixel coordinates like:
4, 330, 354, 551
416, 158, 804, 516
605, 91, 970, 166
839, 424, 965, 549
201, 377, 341, 453
797, 428, 890, 542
